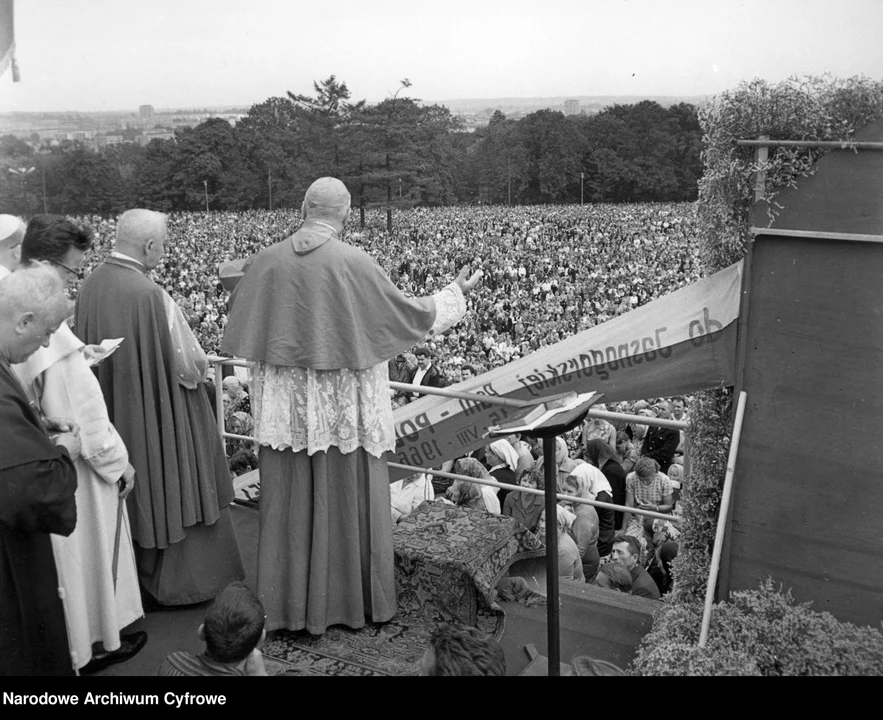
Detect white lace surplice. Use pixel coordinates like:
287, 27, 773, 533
251, 281, 465, 458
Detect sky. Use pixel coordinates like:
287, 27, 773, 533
1, 0, 881, 112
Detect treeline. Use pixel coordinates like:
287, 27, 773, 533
0, 77, 702, 224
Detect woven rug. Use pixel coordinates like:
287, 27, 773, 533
262, 502, 545, 676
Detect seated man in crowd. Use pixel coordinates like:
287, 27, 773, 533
418, 623, 506, 676
158, 581, 267, 676
592, 562, 633, 593
611, 534, 661, 600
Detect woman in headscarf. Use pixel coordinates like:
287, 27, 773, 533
536, 506, 584, 583
583, 439, 628, 531
485, 439, 519, 508
502, 466, 544, 533
559, 465, 608, 580
450, 457, 501, 515
536, 436, 583, 491
563, 463, 616, 559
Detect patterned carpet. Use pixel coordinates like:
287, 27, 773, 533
262, 502, 545, 676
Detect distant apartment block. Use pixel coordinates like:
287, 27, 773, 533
96, 134, 126, 148
139, 104, 155, 119
137, 130, 176, 146
54, 130, 96, 142
564, 99, 580, 116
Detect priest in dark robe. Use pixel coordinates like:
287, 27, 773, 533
0, 263, 80, 676
74, 209, 244, 607
222, 177, 482, 635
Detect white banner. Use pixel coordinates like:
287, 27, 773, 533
389, 261, 742, 480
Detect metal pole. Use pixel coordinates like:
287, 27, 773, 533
388, 462, 682, 525
268, 167, 272, 211
204, 180, 209, 213
737, 139, 883, 150
699, 391, 748, 648
754, 136, 768, 203
214, 360, 225, 440
580, 172, 584, 206
543, 436, 560, 676
508, 156, 511, 206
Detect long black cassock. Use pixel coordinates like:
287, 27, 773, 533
0, 359, 78, 676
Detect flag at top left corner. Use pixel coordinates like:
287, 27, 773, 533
0, 0, 18, 82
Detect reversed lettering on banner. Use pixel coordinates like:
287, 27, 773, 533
389, 261, 742, 480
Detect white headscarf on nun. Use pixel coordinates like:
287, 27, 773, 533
488, 440, 519, 473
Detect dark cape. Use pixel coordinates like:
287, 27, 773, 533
0, 360, 78, 676
220, 221, 439, 634
221, 220, 437, 368
74, 257, 243, 605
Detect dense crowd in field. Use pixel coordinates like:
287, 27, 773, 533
74, 202, 703, 379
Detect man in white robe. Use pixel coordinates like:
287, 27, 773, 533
13, 215, 145, 672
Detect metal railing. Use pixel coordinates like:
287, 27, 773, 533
207, 354, 683, 524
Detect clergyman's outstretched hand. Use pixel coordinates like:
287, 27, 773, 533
455, 266, 484, 295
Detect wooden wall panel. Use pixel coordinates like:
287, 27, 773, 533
722, 236, 883, 626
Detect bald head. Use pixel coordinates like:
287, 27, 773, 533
302, 177, 350, 226
0, 214, 27, 273
0, 261, 73, 364
115, 209, 168, 270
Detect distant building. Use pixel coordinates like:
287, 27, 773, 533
564, 99, 580, 116
97, 134, 126, 148
139, 104, 155, 119
137, 130, 175, 146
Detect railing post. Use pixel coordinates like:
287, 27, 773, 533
754, 135, 769, 203
542, 436, 561, 676
214, 359, 225, 440
699, 391, 748, 648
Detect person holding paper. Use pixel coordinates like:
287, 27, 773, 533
14, 215, 147, 673
75, 209, 244, 608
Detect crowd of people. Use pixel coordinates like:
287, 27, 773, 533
392, 393, 689, 601
2, 193, 699, 677
70, 201, 701, 378
68, 202, 701, 477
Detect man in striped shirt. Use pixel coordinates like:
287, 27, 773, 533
158, 582, 267, 676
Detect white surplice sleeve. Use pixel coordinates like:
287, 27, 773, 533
39, 350, 129, 485
427, 281, 466, 338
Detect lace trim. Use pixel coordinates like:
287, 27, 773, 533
251, 362, 395, 458
251, 282, 466, 458
428, 282, 466, 337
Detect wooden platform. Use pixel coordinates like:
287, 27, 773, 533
95, 504, 660, 676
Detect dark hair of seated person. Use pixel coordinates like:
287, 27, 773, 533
424, 623, 506, 676
229, 449, 258, 476
203, 582, 265, 664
